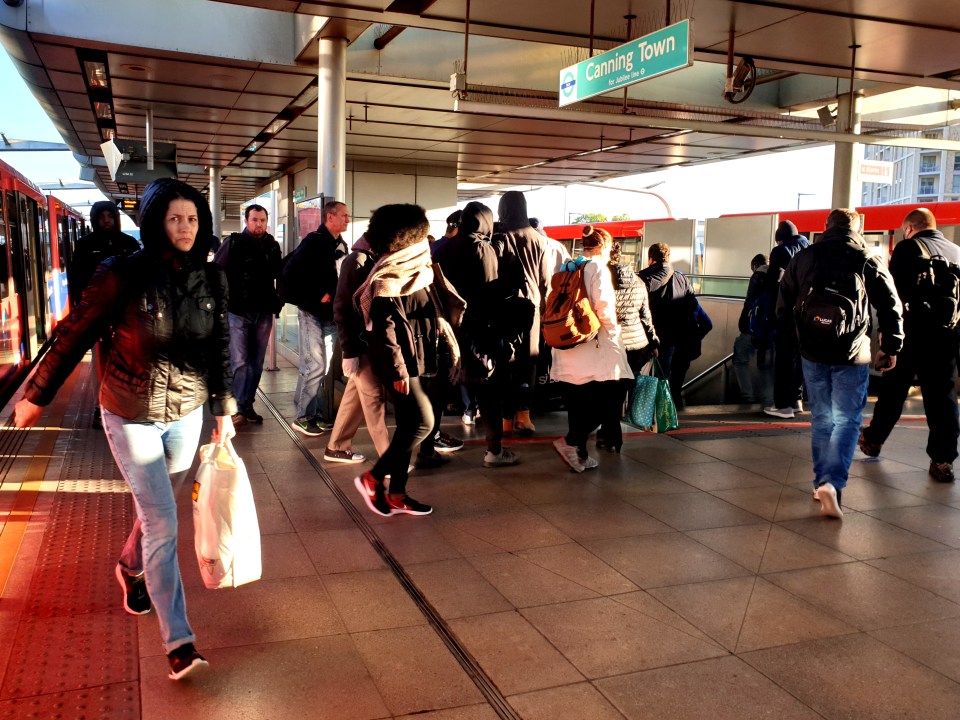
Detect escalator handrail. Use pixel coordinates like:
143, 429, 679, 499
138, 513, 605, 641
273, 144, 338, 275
682, 352, 733, 392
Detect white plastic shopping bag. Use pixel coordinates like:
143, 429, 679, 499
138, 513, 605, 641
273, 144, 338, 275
192, 440, 262, 589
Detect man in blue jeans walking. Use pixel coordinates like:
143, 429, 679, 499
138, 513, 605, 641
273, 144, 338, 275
213, 204, 283, 426
777, 208, 903, 519
282, 201, 351, 436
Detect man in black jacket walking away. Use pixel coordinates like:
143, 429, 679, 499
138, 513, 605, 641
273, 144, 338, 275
638, 242, 696, 408
213, 204, 282, 426
68, 200, 141, 428
859, 208, 960, 482
283, 201, 350, 436
765, 220, 810, 419
778, 209, 903, 519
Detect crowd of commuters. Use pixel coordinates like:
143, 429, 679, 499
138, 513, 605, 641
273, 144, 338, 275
31, 170, 960, 683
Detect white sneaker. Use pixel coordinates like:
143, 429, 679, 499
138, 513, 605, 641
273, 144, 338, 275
815, 483, 843, 519
553, 438, 585, 473
793, 400, 804, 414
462, 413, 475, 426
483, 448, 521, 467
581, 456, 599, 470
764, 406, 795, 419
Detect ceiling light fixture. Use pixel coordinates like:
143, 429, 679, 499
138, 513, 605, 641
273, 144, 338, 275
77, 49, 117, 142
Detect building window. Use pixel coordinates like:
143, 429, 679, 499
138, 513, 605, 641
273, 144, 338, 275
920, 154, 939, 173
953, 174, 960, 194
919, 176, 937, 195
954, 155, 960, 172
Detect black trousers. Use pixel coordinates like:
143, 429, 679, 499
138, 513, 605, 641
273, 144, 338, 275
773, 323, 804, 409
470, 368, 507, 454
864, 329, 960, 464
601, 348, 654, 447
564, 380, 620, 458
372, 377, 434, 495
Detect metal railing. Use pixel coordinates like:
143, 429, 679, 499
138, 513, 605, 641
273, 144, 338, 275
682, 352, 733, 392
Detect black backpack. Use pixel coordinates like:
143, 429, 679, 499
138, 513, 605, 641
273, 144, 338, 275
905, 238, 960, 329
795, 247, 870, 362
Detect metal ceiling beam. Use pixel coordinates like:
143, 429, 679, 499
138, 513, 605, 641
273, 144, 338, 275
0, 138, 69, 151
454, 99, 960, 151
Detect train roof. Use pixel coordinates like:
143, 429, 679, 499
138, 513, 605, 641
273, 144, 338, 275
0, 156, 46, 202
724, 201, 960, 233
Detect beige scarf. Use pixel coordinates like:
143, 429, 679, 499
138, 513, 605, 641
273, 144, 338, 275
355, 240, 434, 326
354, 239, 461, 370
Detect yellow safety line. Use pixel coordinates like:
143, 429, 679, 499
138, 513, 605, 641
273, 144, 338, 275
0, 371, 79, 598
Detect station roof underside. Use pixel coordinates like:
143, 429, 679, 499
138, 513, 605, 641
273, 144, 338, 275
2, 0, 959, 207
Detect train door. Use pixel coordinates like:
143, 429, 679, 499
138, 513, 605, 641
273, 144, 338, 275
34, 202, 52, 338
6, 191, 45, 359
0, 193, 16, 368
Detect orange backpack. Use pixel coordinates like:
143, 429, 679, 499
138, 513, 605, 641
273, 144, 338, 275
542, 257, 601, 349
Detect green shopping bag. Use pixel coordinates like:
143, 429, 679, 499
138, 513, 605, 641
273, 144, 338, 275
655, 378, 679, 433
653, 358, 679, 433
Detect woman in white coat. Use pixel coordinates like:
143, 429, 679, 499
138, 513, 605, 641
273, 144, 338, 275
552, 226, 634, 472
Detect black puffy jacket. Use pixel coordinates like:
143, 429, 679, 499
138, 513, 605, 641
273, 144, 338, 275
609, 262, 658, 352
25, 179, 236, 421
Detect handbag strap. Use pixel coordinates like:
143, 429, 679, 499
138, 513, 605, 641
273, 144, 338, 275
651, 356, 667, 379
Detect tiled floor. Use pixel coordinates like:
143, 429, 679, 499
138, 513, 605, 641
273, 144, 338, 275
2, 358, 960, 719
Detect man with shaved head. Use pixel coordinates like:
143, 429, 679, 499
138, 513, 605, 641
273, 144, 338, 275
859, 207, 960, 482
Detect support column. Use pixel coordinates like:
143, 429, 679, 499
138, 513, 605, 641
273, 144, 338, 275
831, 91, 863, 210
317, 36, 347, 203
209, 166, 222, 240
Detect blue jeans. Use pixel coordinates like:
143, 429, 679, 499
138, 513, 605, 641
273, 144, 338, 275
229, 312, 273, 414
801, 359, 869, 492
294, 310, 337, 422
102, 405, 204, 654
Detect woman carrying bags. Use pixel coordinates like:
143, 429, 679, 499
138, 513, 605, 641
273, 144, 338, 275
552, 226, 634, 472
14, 178, 236, 681
598, 240, 659, 451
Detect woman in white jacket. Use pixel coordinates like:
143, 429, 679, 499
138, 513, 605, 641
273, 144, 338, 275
552, 226, 634, 472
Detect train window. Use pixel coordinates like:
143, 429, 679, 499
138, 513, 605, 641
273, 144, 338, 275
0, 194, 7, 297
59, 217, 70, 269
40, 211, 52, 269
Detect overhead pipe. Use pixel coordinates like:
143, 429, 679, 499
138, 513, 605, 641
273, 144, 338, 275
145, 107, 155, 172
453, 99, 960, 151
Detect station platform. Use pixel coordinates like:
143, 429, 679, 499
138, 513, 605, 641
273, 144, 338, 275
2, 356, 960, 720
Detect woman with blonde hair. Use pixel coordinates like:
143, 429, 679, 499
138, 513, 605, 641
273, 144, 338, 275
551, 226, 633, 471
598, 240, 659, 451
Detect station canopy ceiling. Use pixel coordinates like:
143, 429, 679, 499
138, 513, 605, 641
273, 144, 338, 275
2, 0, 959, 208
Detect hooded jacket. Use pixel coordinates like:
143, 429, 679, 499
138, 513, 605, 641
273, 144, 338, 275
777, 225, 903, 365
25, 179, 236, 421
492, 191, 550, 356
638, 261, 695, 347
432, 202, 501, 370
68, 200, 141, 304
768, 221, 810, 285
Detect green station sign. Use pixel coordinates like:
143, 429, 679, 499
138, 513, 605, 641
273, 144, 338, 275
559, 19, 693, 107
